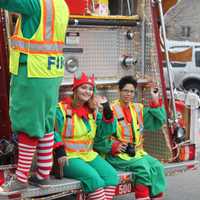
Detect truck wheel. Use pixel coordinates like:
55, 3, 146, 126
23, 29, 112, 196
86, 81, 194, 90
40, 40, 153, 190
183, 81, 200, 96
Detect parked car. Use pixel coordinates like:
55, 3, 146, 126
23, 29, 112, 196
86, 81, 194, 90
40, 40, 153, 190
163, 40, 200, 96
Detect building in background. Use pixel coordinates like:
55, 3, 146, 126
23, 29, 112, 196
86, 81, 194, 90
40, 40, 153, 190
165, 0, 200, 42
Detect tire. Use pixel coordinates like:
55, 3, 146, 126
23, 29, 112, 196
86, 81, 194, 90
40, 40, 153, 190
183, 81, 200, 96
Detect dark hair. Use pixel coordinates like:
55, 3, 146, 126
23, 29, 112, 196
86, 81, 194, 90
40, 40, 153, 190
118, 76, 137, 90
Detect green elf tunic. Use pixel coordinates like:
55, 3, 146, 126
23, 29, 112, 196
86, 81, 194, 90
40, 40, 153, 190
94, 99, 167, 197
54, 97, 119, 193
0, 0, 68, 138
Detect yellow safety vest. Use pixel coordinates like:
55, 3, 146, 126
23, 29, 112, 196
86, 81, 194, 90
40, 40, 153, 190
10, 0, 69, 78
112, 100, 147, 160
58, 102, 98, 161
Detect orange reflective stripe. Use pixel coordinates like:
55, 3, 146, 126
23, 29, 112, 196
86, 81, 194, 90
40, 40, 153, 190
43, 0, 54, 40
71, 117, 74, 138
11, 36, 64, 44
112, 106, 125, 140
14, 19, 20, 35
43, 0, 47, 39
113, 104, 133, 143
135, 135, 144, 149
66, 146, 93, 152
11, 47, 63, 55
11, 0, 62, 53
133, 104, 144, 132
65, 140, 93, 152
65, 109, 72, 137
11, 37, 64, 54
60, 104, 74, 138
66, 140, 92, 145
60, 102, 94, 152
43, 0, 47, 40
51, 0, 55, 41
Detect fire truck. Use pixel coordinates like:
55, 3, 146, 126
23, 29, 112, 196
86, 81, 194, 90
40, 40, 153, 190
0, 0, 200, 199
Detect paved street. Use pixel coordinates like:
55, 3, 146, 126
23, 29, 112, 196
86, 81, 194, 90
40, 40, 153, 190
165, 167, 200, 200
115, 167, 200, 200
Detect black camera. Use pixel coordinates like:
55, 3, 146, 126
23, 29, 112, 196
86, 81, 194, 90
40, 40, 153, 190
125, 143, 135, 157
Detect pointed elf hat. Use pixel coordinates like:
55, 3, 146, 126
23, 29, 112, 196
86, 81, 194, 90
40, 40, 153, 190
72, 72, 95, 91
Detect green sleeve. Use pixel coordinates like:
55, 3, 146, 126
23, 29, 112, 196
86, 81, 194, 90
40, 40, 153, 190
54, 131, 63, 144
0, 0, 39, 15
143, 105, 166, 132
94, 113, 117, 154
54, 106, 64, 144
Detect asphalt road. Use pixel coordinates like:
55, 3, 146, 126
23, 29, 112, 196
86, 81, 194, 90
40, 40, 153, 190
114, 167, 200, 200
165, 167, 200, 200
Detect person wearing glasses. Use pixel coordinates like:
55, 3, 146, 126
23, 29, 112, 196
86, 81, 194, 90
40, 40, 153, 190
94, 76, 167, 200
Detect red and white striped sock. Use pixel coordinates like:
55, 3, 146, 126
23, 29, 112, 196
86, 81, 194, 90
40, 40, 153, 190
104, 186, 116, 200
87, 188, 106, 200
16, 133, 38, 183
36, 132, 54, 180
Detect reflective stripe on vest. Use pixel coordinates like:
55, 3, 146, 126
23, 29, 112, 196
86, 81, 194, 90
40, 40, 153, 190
112, 101, 146, 159
113, 104, 133, 142
112, 103, 144, 144
11, 0, 64, 54
59, 103, 74, 138
65, 108, 73, 138
134, 104, 144, 132
11, 38, 64, 54
59, 102, 95, 153
9, 0, 69, 77
65, 140, 93, 152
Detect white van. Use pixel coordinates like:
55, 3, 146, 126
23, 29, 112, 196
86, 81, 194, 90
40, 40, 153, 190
164, 40, 200, 96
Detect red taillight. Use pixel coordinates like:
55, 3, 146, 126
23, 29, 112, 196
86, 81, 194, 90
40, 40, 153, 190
0, 170, 4, 185
120, 175, 131, 182
179, 144, 195, 161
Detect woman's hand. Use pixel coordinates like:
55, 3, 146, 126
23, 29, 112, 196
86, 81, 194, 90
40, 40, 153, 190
150, 87, 160, 102
117, 142, 128, 153
58, 156, 68, 167
89, 95, 108, 111
57, 156, 68, 178
96, 96, 108, 107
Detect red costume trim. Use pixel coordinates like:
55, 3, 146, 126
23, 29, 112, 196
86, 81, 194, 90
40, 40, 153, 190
111, 140, 121, 156
53, 142, 63, 149
61, 97, 90, 119
102, 114, 114, 123
18, 132, 38, 146
149, 98, 162, 108
134, 184, 150, 199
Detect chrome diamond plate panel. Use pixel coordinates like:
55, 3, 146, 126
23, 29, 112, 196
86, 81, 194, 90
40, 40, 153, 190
62, 26, 139, 85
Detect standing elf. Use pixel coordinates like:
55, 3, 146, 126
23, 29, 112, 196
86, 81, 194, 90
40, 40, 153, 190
0, 0, 69, 192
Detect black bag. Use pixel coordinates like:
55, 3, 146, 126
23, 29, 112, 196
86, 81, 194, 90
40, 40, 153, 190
0, 139, 17, 165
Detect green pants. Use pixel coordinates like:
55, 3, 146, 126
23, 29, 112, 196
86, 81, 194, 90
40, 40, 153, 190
107, 154, 166, 196
63, 155, 119, 193
10, 66, 62, 138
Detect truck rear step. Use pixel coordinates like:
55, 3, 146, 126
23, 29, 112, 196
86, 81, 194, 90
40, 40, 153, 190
0, 161, 199, 199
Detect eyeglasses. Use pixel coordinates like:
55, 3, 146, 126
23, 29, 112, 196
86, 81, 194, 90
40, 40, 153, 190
121, 89, 135, 94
